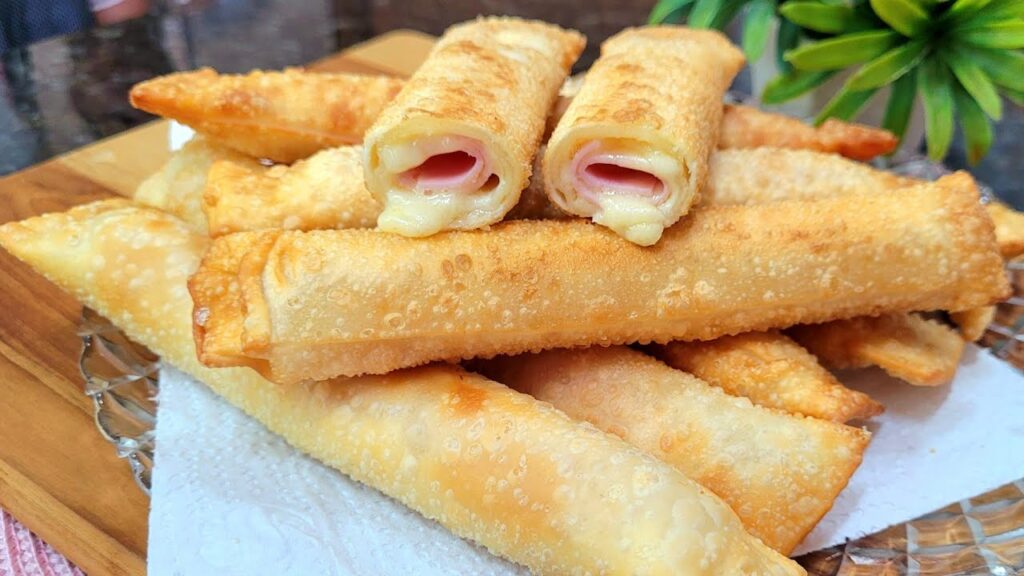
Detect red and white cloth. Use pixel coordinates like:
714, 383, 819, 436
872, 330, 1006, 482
0, 509, 82, 576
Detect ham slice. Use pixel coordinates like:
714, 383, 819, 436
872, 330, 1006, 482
571, 141, 669, 205
395, 136, 493, 194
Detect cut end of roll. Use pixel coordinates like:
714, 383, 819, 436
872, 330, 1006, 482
367, 133, 515, 237
545, 138, 691, 246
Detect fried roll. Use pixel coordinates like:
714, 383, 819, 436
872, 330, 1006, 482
0, 201, 802, 576
129, 68, 404, 163
653, 332, 883, 423
475, 347, 870, 554
191, 173, 1008, 383
789, 314, 966, 386
951, 306, 995, 342
718, 104, 899, 161
133, 137, 249, 233
703, 148, 916, 206
544, 27, 744, 245
362, 18, 584, 237
203, 146, 380, 236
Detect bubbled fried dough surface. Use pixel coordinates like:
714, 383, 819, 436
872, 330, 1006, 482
201, 173, 1008, 383
0, 201, 803, 576
656, 332, 884, 423
203, 145, 381, 237
476, 346, 870, 554
364, 17, 585, 193
129, 68, 404, 162
719, 104, 900, 161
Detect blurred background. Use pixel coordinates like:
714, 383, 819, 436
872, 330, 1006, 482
1, 0, 1021, 203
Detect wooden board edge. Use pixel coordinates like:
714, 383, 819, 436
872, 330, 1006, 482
0, 459, 145, 576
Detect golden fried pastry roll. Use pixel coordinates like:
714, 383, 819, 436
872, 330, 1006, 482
0, 201, 802, 576
653, 332, 883, 423
133, 137, 249, 233
719, 104, 899, 161
362, 18, 584, 237
704, 148, 917, 206
790, 314, 966, 386
204, 145, 380, 236
475, 346, 870, 555
129, 68, 404, 163
951, 306, 995, 342
986, 200, 1024, 259
192, 173, 1007, 383
544, 27, 744, 245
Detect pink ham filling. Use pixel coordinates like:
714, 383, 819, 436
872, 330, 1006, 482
571, 141, 668, 204
398, 137, 494, 194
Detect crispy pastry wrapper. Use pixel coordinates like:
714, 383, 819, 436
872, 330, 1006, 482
543, 27, 744, 245
951, 306, 996, 342
133, 137, 250, 233
985, 201, 1024, 259
362, 17, 584, 236
653, 332, 883, 423
790, 314, 966, 386
0, 200, 802, 576
203, 145, 380, 236
718, 104, 899, 161
129, 68, 404, 163
704, 148, 916, 206
474, 346, 870, 555
192, 173, 1008, 382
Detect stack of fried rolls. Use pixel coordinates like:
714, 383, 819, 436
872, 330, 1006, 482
2, 16, 1019, 576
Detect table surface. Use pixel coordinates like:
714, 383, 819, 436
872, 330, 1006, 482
0, 30, 433, 576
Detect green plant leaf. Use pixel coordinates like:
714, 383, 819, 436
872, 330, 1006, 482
815, 85, 879, 124
869, 0, 930, 37
775, 18, 801, 73
965, 47, 1024, 91
959, 21, 1024, 49
785, 30, 901, 70
882, 70, 918, 140
958, 0, 1024, 26
648, 0, 695, 23
953, 85, 993, 165
918, 60, 955, 161
779, 1, 855, 33
943, 0, 994, 24
743, 0, 776, 61
846, 39, 928, 90
688, 0, 727, 28
762, 70, 837, 103
943, 50, 1003, 119
710, 0, 750, 28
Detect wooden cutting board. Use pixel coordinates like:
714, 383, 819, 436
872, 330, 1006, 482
0, 30, 434, 576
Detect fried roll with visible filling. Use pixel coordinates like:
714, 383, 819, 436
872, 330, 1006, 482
653, 332, 883, 423
475, 346, 870, 554
544, 27, 744, 245
362, 17, 584, 237
0, 200, 803, 576
191, 173, 1008, 383
129, 68, 404, 163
